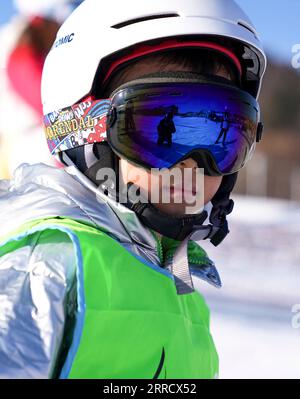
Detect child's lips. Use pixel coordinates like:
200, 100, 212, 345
169, 186, 197, 196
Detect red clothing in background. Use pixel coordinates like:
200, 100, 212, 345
7, 41, 44, 116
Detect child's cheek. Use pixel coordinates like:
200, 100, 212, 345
204, 176, 223, 203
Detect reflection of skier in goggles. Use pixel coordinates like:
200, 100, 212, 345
215, 111, 230, 146
107, 77, 261, 174
0, 0, 266, 379
157, 112, 176, 147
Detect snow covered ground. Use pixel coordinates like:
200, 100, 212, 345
197, 195, 300, 379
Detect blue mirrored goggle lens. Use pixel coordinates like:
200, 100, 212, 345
108, 82, 259, 174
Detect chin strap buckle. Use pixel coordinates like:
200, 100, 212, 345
209, 221, 229, 247
208, 199, 234, 247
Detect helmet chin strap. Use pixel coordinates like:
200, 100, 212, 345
123, 182, 209, 242
122, 180, 235, 245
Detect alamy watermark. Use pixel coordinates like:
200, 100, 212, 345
291, 304, 300, 329
95, 160, 205, 214
291, 44, 300, 69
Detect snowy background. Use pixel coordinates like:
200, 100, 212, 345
197, 194, 300, 379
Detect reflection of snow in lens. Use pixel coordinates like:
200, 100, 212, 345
110, 83, 259, 175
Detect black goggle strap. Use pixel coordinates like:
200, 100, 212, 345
110, 71, 239, 98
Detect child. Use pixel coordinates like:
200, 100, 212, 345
0, 0, 266, 378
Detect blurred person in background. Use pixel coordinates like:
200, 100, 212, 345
0, 0, 83, 178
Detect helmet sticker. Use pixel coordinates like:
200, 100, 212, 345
53, 33, 75, 50
44, 98, 111, 154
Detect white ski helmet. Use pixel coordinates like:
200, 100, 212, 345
42, 0, 267, 115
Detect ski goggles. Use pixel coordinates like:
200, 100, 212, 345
106, 76, 263, 175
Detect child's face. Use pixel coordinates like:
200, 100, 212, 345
113, 56, 233, 217
120, 157, 222, 217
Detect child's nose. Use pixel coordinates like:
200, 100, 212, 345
178, 158, 198, 169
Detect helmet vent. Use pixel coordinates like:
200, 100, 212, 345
237, 20, 257, 38
111, 13, 179, 29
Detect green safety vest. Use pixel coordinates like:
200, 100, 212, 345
0, 217, 218, 379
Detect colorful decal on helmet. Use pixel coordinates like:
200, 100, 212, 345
44, 98, 111, 154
